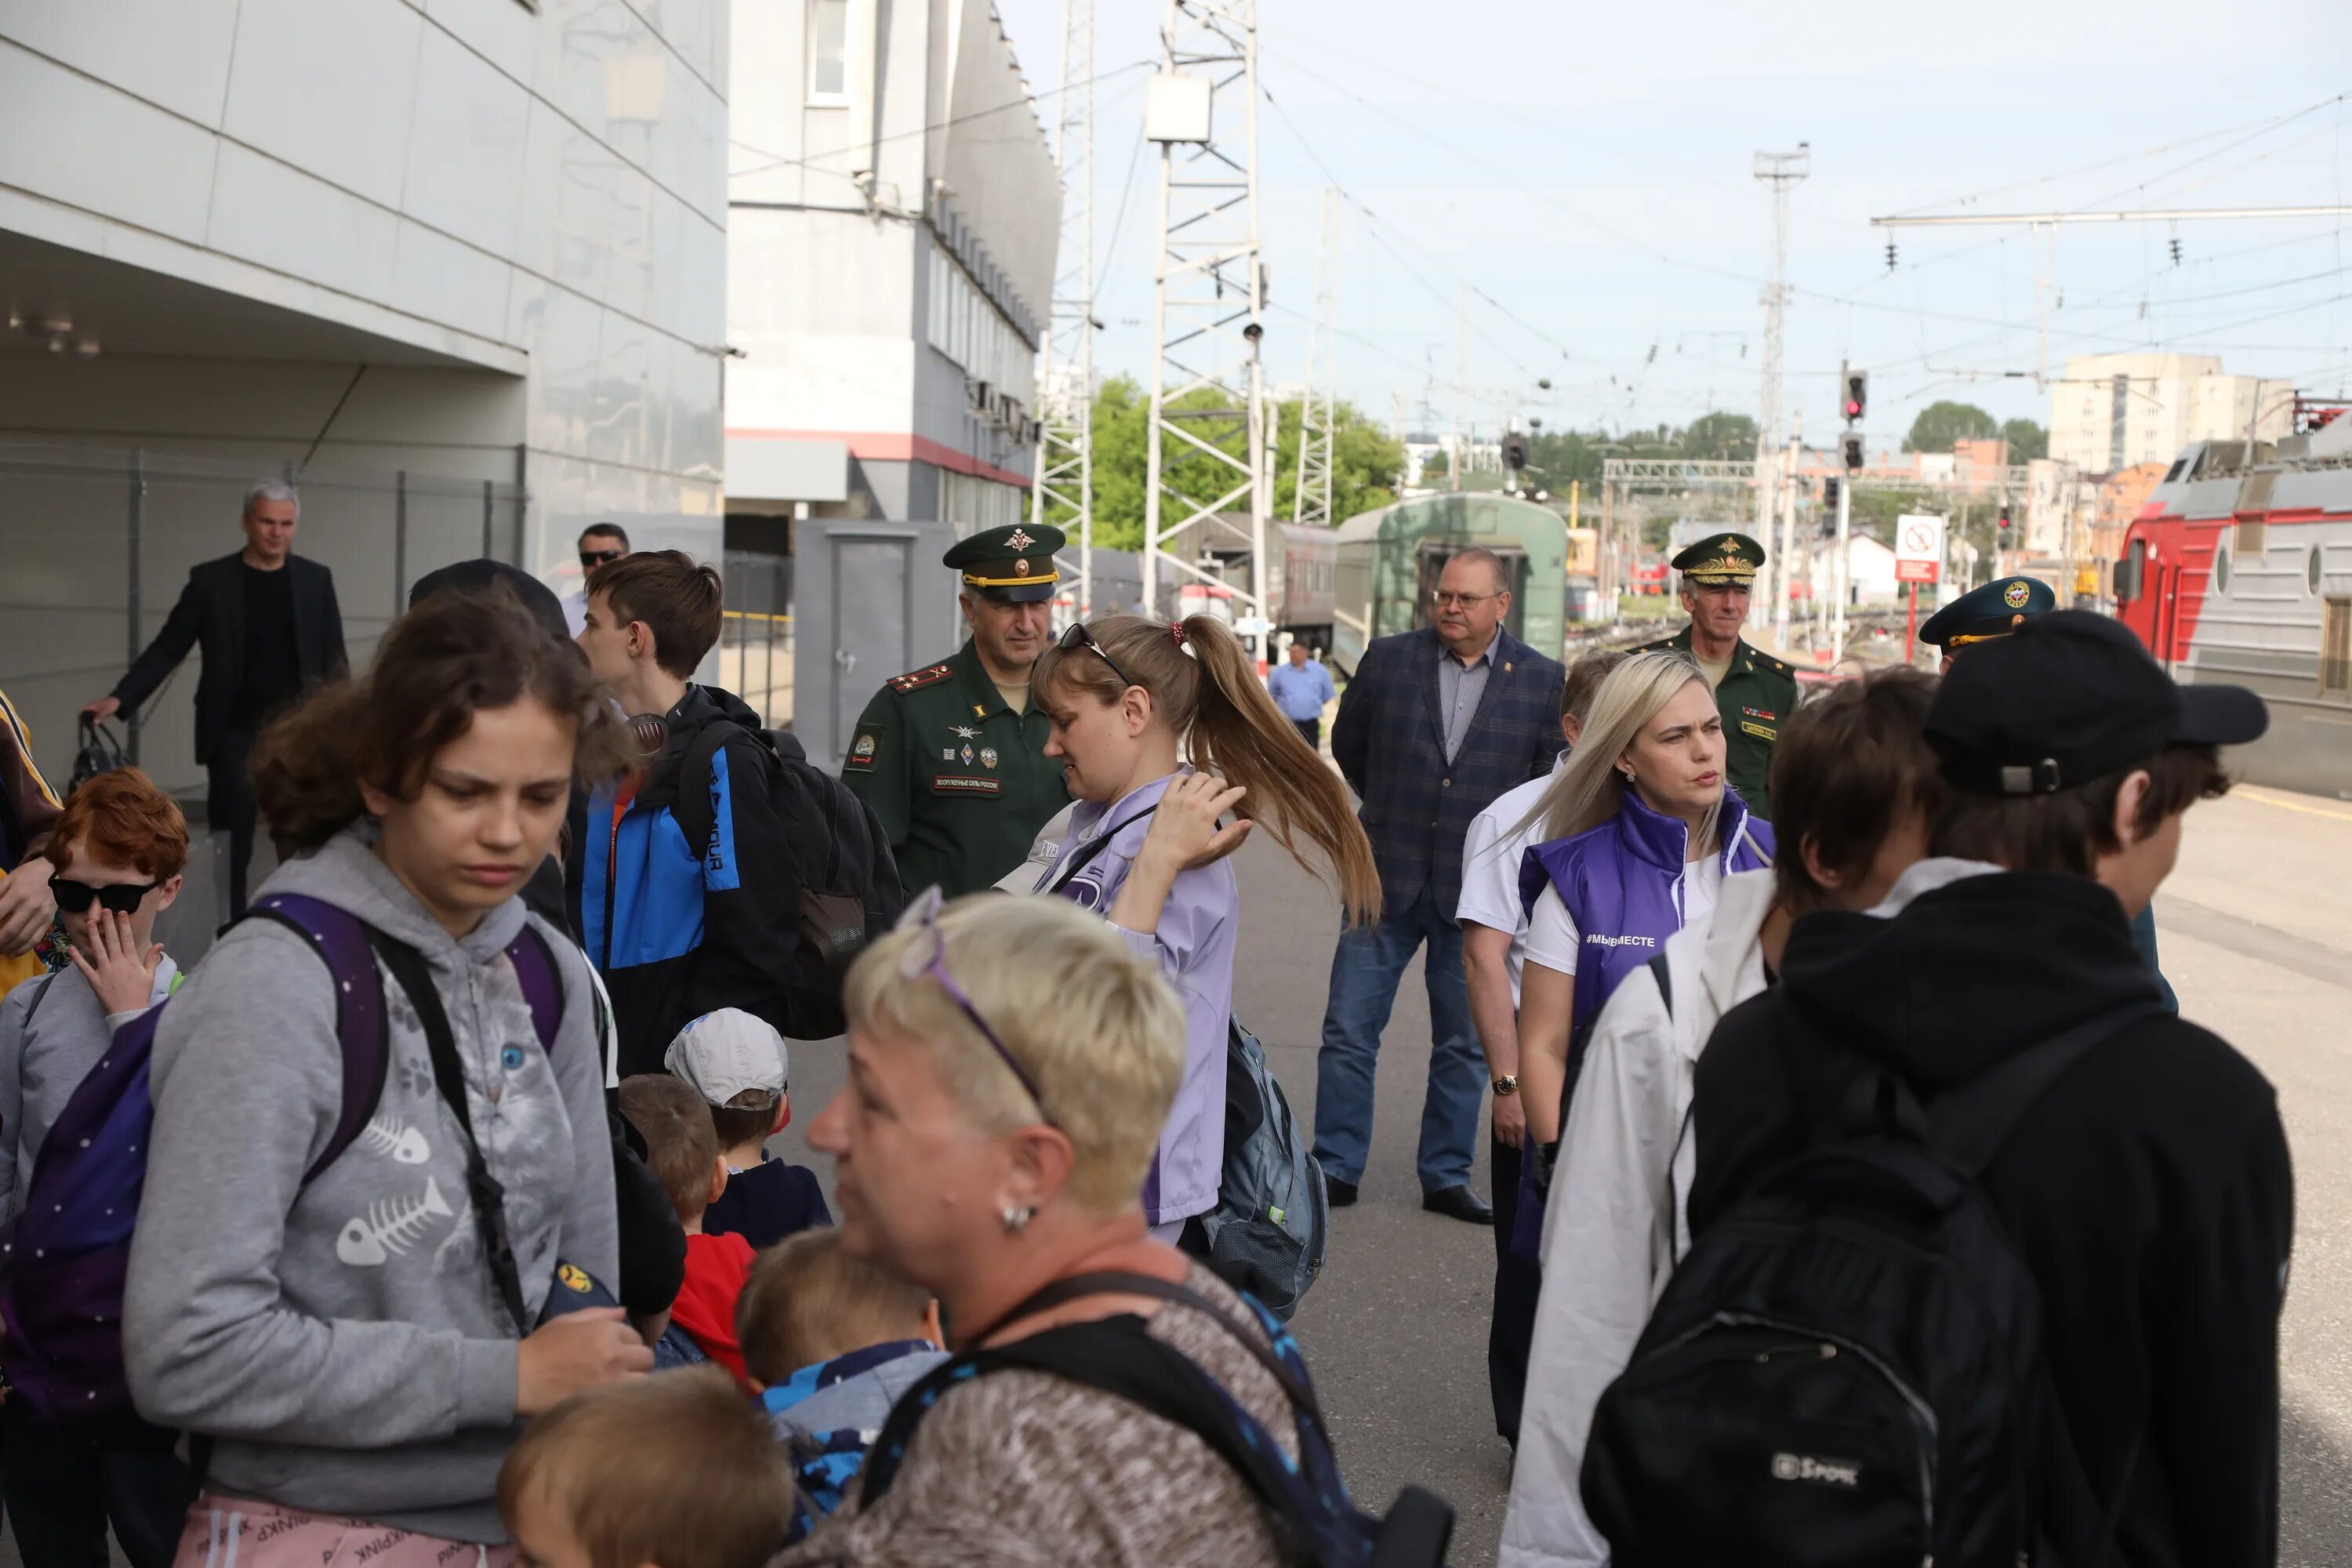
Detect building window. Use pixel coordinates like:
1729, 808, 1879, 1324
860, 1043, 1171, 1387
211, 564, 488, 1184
809, 0, 849, 103
2322, 597, 2352, 700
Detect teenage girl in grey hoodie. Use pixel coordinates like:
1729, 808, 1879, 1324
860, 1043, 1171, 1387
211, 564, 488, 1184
122, 588, 652, 1563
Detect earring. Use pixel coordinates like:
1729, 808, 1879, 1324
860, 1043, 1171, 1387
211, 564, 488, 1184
1000, 1203, 1036, 1235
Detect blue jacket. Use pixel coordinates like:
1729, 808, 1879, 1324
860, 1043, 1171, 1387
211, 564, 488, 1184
1520, 787, 1776, 1040
1331, 626, 1567, 913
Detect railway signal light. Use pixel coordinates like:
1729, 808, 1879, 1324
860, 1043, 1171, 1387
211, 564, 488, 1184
1842, 369, 1868, 423
1824, 477, 1840, 510
1842, 433, 1864, 471
1998, 504, 2013, 535
1501, 432, 1530, 470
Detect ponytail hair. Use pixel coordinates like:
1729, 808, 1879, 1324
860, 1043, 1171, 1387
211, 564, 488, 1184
1034, 614, 1381, 927
252, 584, 635, 851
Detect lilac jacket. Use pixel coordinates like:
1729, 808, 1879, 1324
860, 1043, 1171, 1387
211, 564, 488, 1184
1033, 770, 1237, 1225
1519, 787, 1775, 1040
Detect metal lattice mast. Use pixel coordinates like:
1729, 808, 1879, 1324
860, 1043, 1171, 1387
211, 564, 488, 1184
1292, 184, 1338, 528
1751, 146, 1809, 633
1033, 0, 1095, 613
1143, 0, 1266, 652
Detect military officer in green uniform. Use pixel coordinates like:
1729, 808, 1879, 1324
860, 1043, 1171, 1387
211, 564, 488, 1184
841, 523, 1071, 897
1637, 531, 1798, 822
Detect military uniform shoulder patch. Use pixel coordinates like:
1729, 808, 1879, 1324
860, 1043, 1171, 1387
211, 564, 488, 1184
844, 725, 882, 772
888, 663, 955, 694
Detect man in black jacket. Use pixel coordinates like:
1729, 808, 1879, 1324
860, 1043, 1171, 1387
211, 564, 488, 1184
83, 481, 346, 917
1686, 612, 2291, 1568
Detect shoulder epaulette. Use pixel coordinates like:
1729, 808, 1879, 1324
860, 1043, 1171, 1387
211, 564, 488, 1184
887, 663, 955, 693
1755, 650, 1795, 677
1633, 636, 1675, 654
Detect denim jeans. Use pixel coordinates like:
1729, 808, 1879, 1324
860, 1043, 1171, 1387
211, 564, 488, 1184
1312, 887, 1488, 1192
0, 1396, 192, 1568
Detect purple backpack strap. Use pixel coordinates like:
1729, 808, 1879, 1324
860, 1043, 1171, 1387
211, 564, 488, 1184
505, 922, 564, 1054
247, 894, 393, 1185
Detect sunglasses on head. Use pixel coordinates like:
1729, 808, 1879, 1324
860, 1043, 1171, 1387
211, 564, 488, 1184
53, 877, 163, 915
579, 548, 624, 569
895, 887, 1053, 1126
1050, 622, 1137, 690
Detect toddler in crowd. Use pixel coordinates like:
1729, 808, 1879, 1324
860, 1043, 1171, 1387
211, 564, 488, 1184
499, 1367, 796, 1568
667, 1006, 831, 1248
619, 1073, 754, 1381
738, 1228, 946, 1524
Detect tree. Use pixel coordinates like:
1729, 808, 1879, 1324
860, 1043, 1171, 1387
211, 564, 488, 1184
1045, 375, 1406, 552
1904, 401, 1998, 453
2001, 418, 2048, 462
1679, 411, 1758, 463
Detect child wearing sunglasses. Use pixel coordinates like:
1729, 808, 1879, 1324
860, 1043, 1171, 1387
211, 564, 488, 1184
1028, 615, 1380, 1243
0, 765, 189, 1566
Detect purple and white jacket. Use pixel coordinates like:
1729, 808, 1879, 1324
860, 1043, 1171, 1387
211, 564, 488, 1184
1032, 769, 1237, 1225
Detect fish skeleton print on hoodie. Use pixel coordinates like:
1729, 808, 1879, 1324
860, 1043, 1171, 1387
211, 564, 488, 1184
122, 825, 618, 1544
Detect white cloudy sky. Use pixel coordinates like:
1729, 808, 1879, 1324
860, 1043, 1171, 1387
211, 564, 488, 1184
987, 0, 2352, 446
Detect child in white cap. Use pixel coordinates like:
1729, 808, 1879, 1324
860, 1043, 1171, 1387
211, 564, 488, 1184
666, 1007, 832, 1249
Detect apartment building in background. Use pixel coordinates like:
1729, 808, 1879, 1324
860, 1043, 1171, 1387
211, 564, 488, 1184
0, 0, 729, 801
724, 0, 1058, 546
2050, 352, 2294, 472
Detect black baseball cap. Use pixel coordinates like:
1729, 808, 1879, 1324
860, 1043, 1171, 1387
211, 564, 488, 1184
1926, 610, 2269, 795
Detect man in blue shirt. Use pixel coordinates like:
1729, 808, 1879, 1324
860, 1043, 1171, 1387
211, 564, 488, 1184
1265, 639, 1338, 750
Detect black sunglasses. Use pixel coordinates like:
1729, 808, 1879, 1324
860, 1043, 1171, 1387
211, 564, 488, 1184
579, 548, 624, 568
1051, 622, 1137, 689
53, 877, 164, 915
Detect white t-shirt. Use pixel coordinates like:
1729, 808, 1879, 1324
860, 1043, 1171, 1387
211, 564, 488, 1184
1523, 854, 1724, 976
1454, 755, 1571, 1007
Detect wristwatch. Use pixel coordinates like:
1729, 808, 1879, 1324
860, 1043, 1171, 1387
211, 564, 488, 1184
1492, 1074, 1519, 1097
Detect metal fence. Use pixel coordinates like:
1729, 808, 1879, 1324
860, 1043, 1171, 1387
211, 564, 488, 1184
720, 549, 794, 728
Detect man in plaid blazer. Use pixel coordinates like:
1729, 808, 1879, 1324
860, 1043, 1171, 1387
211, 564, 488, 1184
1318, 549, 1568, 1222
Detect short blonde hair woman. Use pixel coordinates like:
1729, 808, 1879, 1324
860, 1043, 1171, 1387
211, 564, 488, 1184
781, 893, 1336, 1568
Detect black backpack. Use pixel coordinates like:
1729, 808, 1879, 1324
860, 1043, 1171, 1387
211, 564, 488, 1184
1581, 1005, 2158, 1568
858, 1271, 1454, 1567
673, 723, 904, 1040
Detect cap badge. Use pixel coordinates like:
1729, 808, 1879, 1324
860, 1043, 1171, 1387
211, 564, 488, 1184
2004, 581, 2031, 608
1007, 527, 1035, 550
1014, 558, 1030, 576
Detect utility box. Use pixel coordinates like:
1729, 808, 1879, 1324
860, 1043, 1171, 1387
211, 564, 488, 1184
791, 519, 965, 771
1145, 71, 1214, 143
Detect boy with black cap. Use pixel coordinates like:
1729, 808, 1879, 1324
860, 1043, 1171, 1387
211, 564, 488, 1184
1683, 612, 2292, 1566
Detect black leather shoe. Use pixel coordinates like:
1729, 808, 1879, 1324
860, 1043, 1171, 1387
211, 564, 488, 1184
1326, 1176, 1359, 1208
1421, 1185, 1494, 1225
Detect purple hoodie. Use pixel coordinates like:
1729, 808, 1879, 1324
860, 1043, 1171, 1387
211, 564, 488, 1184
1034, 769, 1236, 1225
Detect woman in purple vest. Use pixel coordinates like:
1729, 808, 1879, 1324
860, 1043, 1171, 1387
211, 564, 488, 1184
1513, 652, 1775, 1203
1026, 615, 1379, 1243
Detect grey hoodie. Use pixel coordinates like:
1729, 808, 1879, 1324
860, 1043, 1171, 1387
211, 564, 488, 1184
122, 826, 617, 1543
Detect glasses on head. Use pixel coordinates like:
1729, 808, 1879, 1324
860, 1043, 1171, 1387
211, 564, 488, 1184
1431, 589, 1500, 609
1051, 622, 1138, 690
895, 887, 1052, 1124
579, 548, 624, 569
53, 877, 163, 916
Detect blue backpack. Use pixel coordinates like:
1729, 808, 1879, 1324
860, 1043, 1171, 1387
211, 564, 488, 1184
857, 1272, 1455, 1567
0, 892, 563, 1441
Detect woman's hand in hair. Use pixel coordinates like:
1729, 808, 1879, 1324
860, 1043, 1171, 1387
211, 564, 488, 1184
515, 1306, 653, 1416
1142, 771, 1253, 873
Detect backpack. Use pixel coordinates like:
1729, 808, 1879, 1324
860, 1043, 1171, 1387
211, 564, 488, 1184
673, 723, 904, 1040
1199, 1018, 1328, 1321
1042, 810, 1329, 1320
0, 893, 564, 1442
858, 1270, 1454, 1567
1579, 1006, 2159, 1568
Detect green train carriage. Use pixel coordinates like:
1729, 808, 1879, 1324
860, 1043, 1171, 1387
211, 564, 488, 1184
1330, 493, 1568, 677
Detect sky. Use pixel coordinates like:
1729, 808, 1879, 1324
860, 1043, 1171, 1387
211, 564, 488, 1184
988, 0, 2352, 452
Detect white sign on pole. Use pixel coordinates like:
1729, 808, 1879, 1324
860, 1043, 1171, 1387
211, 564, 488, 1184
1894, 513, 1945, 585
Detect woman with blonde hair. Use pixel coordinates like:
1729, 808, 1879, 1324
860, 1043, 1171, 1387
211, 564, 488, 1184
782, 893, 1352, 1566
1508, 652, 1773, 1256
1025, 614, 1377, 1242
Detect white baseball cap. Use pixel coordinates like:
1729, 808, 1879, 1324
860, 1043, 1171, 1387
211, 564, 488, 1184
664, 1007, 788, 1106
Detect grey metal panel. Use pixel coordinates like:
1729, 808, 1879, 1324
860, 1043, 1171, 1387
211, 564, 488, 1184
791, 517, 962, 771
